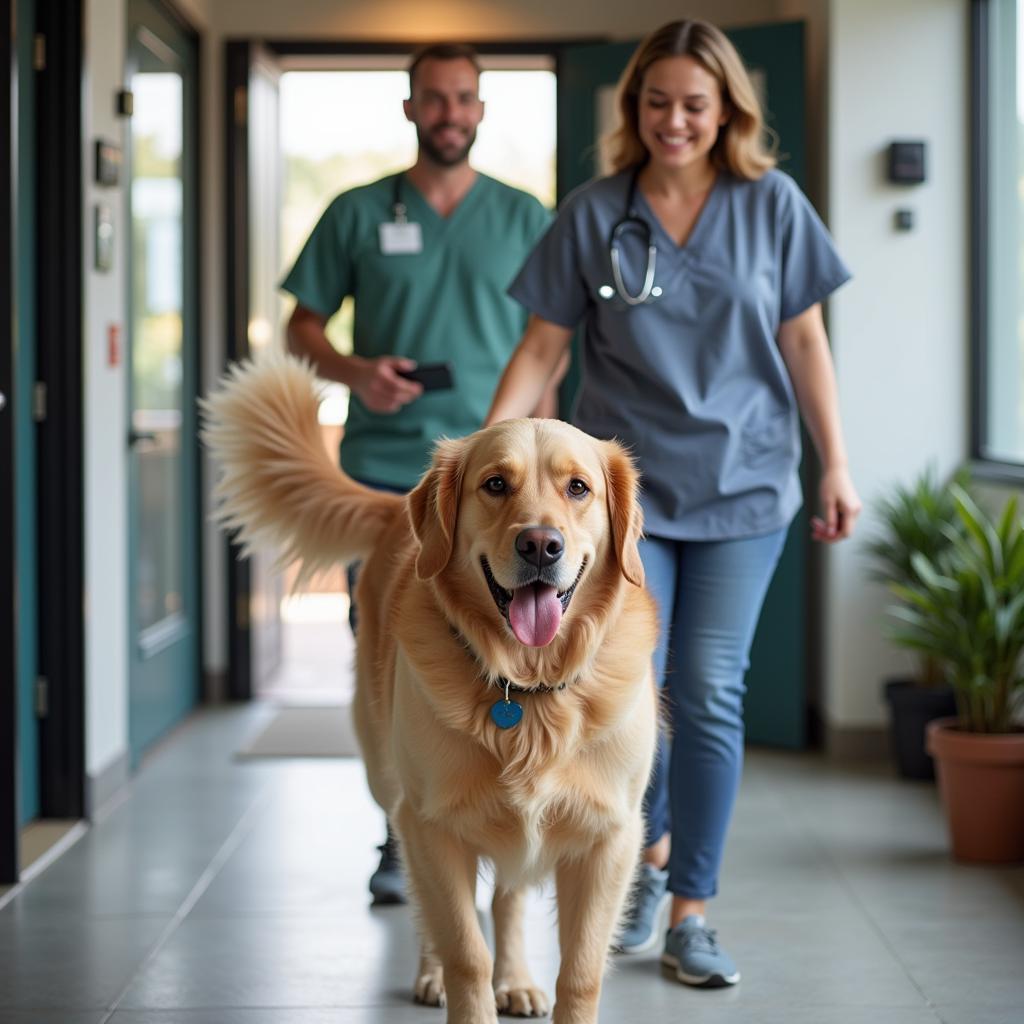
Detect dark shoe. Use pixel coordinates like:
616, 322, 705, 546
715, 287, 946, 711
368, 831, 406, 905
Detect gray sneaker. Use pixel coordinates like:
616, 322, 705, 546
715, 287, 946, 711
615, 863, 670, 953
368, 830, 406, 905
661, 915, 740, 987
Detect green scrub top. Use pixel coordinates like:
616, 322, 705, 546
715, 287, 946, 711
281, 172, 551, 489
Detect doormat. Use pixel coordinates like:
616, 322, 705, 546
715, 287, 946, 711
236, 705, 361, 758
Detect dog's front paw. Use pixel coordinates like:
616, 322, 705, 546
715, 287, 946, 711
494, 979, 550, 1017
414, 961, 446, 1007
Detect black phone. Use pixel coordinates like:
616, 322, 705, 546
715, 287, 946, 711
397, 362, 455, 392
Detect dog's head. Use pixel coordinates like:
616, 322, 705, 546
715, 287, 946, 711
407, 419, 643, 650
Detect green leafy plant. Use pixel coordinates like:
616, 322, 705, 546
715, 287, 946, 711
867, 467, 970, 687
886, 485, 1024, 733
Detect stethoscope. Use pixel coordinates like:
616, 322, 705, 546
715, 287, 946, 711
598, 170, 663, 306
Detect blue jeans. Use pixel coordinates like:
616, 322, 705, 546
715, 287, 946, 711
347, 476, 408, 634
640, 528, 788, 900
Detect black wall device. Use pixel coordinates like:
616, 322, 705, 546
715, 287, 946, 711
887, 141, 926, 185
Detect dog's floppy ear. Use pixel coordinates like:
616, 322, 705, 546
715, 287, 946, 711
603, 441, 645, 588
407, 438, 467, 581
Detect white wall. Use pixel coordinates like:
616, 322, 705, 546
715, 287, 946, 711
83, 0, 129, 781
825, 0, 969, 728
82, 0, 214, 781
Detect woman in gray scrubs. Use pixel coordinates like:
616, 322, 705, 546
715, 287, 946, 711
487, 19, 861, 988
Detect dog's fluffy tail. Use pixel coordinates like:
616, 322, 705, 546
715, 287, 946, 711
201, 351, 403, 584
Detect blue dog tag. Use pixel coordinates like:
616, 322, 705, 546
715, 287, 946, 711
490, 699, 523, 730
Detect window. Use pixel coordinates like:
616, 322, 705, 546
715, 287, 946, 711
975, 0, 1024, 464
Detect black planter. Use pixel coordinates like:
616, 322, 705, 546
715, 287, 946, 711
883, 679, 958, 780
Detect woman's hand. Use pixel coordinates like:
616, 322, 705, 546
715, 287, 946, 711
812, 464, 862, 542
485, 316, 574, 424
777, 306, 860, 543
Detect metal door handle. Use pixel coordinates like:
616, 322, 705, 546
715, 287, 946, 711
0, 391, 6, 412
128, 429, 158, 446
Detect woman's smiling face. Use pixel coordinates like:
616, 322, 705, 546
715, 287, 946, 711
637, 55, 728, 171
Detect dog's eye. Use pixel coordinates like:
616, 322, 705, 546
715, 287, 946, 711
483, 476, 507, 495
567, 479, 590, 498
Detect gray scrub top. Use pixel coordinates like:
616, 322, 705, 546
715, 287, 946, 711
508, 168, 851, 541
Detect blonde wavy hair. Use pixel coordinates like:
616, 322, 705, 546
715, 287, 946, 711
602, 19, 776, 180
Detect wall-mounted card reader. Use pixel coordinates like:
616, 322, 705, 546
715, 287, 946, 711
888, 141, 926, 184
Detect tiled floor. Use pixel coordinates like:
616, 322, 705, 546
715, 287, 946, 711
1, 703, 1022, 1023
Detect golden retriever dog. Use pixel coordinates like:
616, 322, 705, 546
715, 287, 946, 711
203, 353, 659, 1024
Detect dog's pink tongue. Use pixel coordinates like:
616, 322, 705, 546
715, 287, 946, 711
509, 583, 562, 647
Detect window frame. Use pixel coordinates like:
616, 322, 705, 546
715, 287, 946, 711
971, 0, 1024, 480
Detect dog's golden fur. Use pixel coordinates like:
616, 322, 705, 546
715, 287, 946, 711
204, 353, 659, 1024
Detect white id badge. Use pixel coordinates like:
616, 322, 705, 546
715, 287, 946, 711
378, 221, 423, 254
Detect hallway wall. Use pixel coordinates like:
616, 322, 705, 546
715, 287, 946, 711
825, 0, 969, 736
83, 0, 130, 783
81, 0, 214, 788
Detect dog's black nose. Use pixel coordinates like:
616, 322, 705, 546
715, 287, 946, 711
515, 526, 564, 569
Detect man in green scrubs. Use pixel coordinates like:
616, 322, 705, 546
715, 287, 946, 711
281, 43, 552, 905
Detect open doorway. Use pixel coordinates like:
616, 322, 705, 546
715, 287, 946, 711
253, 55, 557, 708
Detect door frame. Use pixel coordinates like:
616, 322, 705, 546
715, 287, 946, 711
35, 0, 85, 820
224, 39, 254, 701
1, 0, 18, 883
2, 0, 88, 877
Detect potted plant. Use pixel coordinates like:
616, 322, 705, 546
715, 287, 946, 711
867, 468, 966, 779
887, 485, 1024, 863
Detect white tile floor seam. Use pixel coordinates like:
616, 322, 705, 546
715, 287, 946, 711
98, 786, 275, 1023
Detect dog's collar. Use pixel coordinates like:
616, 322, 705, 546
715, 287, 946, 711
448, 626, 568, 695
498, 676, 568, 695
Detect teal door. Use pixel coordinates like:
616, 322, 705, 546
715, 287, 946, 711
558, 23, 809, 748
125, 0, 200, 762
16, 0, 39, 824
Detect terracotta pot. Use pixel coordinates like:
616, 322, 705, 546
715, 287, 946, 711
926, 717, 1024, 864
